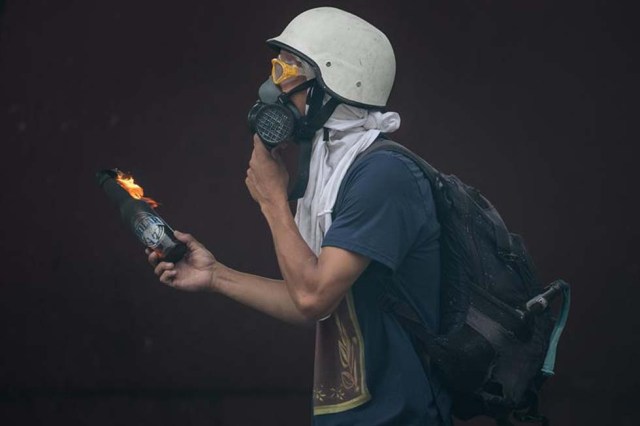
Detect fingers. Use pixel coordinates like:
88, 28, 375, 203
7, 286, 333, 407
246, 167, 254, 185
245, 168, 255, 188
147, 250, 159, 267
147, 251, 178, 286
154, 261, 174, 277
159, 269, 177, 285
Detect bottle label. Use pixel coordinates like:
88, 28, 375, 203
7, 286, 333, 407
133, 212, 166, 249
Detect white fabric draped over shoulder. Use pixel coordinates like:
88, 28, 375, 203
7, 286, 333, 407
294, 103, 401, 255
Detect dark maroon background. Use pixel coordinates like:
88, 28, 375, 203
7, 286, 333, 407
0, 1, 635, 425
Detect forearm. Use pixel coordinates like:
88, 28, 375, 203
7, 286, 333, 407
212, 262, 315, 327
261, 202, 325, 317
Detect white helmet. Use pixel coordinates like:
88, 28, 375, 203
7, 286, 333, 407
267, 7, 396, 108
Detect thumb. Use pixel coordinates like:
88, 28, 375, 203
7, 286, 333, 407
253, 134, 268, 154
271, 145, 287, 164
173, 230, 200, 250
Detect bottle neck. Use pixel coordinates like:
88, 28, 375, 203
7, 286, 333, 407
100, 177, 133, 207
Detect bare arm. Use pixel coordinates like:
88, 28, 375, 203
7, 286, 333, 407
246, 137, 371, 321
261, 202, 370, 321
150, 136, 369, 326
149, 231, 313, 327
212, 263, 315, 327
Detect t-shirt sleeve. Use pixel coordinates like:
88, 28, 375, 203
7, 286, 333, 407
322, 151, 429, 271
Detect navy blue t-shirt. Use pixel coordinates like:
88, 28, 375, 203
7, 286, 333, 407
312, 149, 452, 426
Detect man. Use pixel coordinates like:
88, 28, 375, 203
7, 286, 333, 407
149, 7, 451, 425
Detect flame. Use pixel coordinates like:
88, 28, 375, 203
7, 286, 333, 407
115, 170, 160, 208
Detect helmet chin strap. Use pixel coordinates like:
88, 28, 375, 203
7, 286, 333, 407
277, 78, 315, 109
288, 81, 340, 201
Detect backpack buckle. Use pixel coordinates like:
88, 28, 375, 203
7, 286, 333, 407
499, 250, 520, 263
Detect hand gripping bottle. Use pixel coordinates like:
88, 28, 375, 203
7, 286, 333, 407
96, 169, 187, 262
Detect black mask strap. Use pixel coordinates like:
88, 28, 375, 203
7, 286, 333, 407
307, 83, 325, 118
288, 138, 314, 201
288, 92, 341, 201
308, 97, 340, 132
278, 78, 316, 103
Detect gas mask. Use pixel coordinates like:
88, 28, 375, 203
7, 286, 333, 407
247, 78, 314, 149
246, 77, 341, 200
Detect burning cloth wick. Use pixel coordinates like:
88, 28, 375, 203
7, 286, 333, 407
115, 170, 160, 208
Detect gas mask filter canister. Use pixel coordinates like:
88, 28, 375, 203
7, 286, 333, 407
247, 78, 314, 149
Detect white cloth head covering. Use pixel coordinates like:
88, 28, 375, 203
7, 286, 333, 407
294, 103, 401, 254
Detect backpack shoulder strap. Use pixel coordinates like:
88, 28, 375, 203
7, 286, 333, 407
333, 137, 440, 217
333, 136, 440, 337
366, 138, 440, 182
373, 139, 514, 257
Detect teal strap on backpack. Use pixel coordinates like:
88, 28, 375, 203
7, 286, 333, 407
541, 280, 571, 376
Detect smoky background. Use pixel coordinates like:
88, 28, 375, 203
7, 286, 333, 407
0, 1, 635, 425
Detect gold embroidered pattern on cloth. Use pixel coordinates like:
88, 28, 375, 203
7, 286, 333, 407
313, 291, 370, 415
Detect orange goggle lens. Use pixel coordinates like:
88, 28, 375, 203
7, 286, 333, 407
271, 58, 303, 85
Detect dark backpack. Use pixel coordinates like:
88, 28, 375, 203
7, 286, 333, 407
335, 138, 571, 426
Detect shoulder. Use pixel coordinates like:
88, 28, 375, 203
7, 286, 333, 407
341, 147, 433, 203
352, 148, 414, 175
326, 146, 438, 271
344, 149, 424, 195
